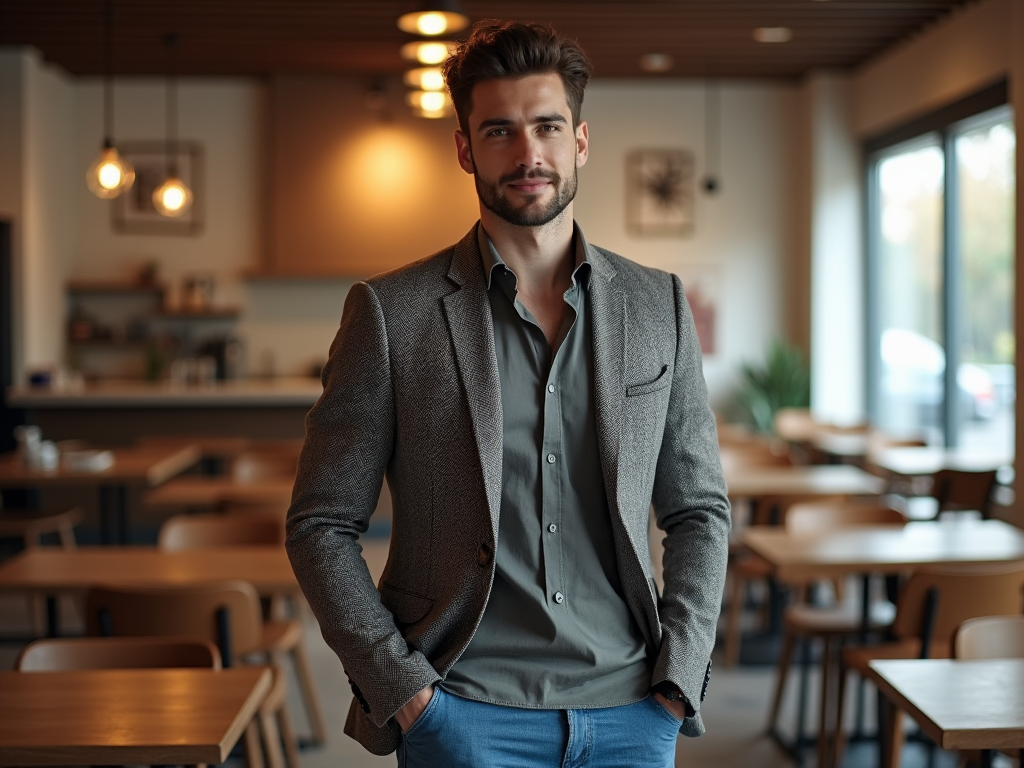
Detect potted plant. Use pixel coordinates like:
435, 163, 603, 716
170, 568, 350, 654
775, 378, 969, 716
736, 338, 811, 434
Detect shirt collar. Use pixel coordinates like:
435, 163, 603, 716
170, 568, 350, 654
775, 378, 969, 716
478, 222, 593, 293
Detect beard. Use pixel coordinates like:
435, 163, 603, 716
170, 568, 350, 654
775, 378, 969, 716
474, 165, 578, 227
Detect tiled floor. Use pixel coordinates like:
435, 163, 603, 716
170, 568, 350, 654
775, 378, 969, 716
0, 536, 999, 768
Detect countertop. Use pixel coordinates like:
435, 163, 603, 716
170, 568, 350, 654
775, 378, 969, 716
6, 378, 323, 408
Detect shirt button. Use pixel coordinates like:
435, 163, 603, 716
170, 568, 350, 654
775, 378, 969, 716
547, 384, 555, 393
546, 453, 556, 464
548, 523, 557, 533
554, 592, 565, 604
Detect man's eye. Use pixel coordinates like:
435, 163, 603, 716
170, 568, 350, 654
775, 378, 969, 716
539, 124, 560, 132
488, 128, 510, 137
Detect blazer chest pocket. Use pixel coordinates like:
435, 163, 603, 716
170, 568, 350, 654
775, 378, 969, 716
625, 365, 670, 397
379, 582, 433, 627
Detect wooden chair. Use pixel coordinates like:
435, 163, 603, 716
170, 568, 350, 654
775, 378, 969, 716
155, 514, 322, 745
86, 581, 301, 768
929, 468, 998, 519
829, 564, 1024, 768
765, 501, 907, 766
16, 635, 221, 671
158, 512, 285, 550
955, 614, 1024, 660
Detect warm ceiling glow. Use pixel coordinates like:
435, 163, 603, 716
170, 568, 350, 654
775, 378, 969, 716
397, 9, 469, 36
400, 40, 456, 65
86, 146, 135, 199
403, 67, 446, 91
753, 27, 793, 43
638, 53, 674, 73
152, 175, 193, 217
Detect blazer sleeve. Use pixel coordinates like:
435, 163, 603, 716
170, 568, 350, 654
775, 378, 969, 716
285, 280, 441, 729
649, 273, 731, 719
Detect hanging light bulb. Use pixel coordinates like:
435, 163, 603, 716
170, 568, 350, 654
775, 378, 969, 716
397, 1, 469, 36
87, 141, 135, 198
403, 67, 446, 91
153, 175, 193, 216
400, 40, 457, 66
87, 2, 134, 199
155, 33, 193, 218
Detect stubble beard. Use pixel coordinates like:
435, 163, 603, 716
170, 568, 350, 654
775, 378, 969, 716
474, 165, 579, 228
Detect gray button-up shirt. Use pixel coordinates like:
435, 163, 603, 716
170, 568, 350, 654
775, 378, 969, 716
442, 224, 650, 708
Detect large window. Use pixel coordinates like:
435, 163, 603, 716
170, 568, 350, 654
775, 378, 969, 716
868, 86, 1014, 452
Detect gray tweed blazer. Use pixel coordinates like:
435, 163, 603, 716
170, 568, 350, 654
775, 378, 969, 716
286, 224, 731, 756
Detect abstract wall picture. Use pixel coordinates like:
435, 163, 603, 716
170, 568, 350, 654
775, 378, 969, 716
675, 265, 720, 355
626, 149, 695, 236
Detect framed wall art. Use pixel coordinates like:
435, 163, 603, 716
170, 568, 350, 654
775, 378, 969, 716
626, 148, 695, 236
675, 264, 720, 355
112, 141, 204, 236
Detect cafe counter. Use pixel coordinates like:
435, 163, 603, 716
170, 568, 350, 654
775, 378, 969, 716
6, 378, 323, 443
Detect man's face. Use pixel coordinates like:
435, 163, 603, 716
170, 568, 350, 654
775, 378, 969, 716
455, 73, 589, 228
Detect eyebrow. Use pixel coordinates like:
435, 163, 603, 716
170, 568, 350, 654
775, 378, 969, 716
476, 114, 569, 133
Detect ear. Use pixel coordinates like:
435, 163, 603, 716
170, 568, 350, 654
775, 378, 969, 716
454, 130, 475, 175
575, 121, 589, 169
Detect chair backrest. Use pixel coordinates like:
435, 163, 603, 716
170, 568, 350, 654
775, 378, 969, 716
954, 615, 1024, 659
930, 468, 998, 518
784, 500, 906, 534
158, 513, 284, 551
231, 449, 299, 483
719, 445, 793, 474
890, 564, 1024, 657
86, 580, 265, 665
16, 636, 221, 671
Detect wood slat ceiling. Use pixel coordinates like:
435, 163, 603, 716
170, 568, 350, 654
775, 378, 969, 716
0, 0, 976, 80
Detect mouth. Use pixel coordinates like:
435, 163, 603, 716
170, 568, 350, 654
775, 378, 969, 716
507, 180, 550, 195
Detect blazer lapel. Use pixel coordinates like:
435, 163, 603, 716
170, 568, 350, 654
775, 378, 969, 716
442, 226, 504, 539
587, 244, 626, 516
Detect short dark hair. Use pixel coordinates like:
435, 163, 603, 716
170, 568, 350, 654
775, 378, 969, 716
443, 20, 593, 133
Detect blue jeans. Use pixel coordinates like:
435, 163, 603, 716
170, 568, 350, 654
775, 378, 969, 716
397, 687, 681, 768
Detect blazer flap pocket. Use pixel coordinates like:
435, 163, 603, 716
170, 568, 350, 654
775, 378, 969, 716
379, 582, 434, 626
626, 365, 670, 397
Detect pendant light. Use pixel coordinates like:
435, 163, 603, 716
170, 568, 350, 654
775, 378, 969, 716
86, 1, 134, 199
152, 33, 193, 217
397, 0, 469, 37
702, 78, 722, 195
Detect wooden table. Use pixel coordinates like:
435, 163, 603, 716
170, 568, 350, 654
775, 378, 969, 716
867, 446, 1013, 478
866, 659, 1024, 756
724, 464, 887, 499
741, 518, 1024, 582
0, 546, 300, 635
143, 476, 295, 510
0, 443, 201, 544
0, 666, 271, 765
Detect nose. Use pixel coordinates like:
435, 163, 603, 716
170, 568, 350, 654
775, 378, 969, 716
514, 132, 544, 168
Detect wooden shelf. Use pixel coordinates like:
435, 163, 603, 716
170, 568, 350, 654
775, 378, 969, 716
67, 280, 166, 295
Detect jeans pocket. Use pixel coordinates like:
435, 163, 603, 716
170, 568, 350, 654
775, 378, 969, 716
647, 694, 685, 727
403, 686, 444, 738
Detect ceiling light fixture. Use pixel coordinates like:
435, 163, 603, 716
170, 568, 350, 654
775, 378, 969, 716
403, 67, 446, 91
397, 0, 469, 37
152, 33, 193, 218
406, 89, 452, 118
86, 1, 134, 199
638, 53, 674, 74
753, 27, 793, 43
400, 40, 457, 66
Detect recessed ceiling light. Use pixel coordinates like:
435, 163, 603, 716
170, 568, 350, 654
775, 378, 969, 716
753, 26, 793, 43
639, 53, 674, 73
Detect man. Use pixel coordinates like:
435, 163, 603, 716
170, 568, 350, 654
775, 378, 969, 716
286, 19, 730, 768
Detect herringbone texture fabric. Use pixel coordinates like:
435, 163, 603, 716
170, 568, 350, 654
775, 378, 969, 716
286, 224, 731, 756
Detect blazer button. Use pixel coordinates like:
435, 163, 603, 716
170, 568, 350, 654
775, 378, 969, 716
477, 542, 492, 567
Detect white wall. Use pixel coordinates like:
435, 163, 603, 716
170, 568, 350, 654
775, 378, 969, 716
577, 80, 799, 410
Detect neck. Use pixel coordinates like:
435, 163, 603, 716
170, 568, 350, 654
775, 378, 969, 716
479, 204, 576, 295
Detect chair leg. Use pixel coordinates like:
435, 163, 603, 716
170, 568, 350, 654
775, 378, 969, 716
277, 699, 302, 768
243, 719, 265, 768
290, 639, 327, 745
818, 637, 834, 768
259, 706, 287, 768
831, 660, 850, 768
724, 571, 746, 667
766, 627, 796, 731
